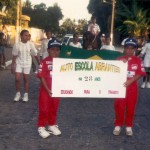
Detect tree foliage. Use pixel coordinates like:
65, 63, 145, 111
0, 0, 18, 25
116, 0, 150, 38
22, 1, 63, 32
87, 0, 150, 40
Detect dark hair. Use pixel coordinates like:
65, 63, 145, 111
73, 33, 78, 38
91, 16, 96, 21
20, 30, 29, 36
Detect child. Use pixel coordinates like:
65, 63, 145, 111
11, 30, 40, 102
0, 32, 6, 69
69, 33, 82, 48
88, 16, 100, 36
40, 29, 53, 60
113, 38, 146, 136
139, 34, 150, 88
100, 35, 115, 51
37, 39, 61, 138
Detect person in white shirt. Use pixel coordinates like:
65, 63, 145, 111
88, 16, 100, 36
40, 30, 52, 60
11, 30, 40, 102
138, 34, 150, 88
69, 33, 82, 48
100, 36, 115, 51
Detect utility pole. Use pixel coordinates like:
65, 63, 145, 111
110, 0, 115, 45
16, 0, 22, 43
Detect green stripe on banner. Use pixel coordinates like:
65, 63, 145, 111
60, 45, 123, 60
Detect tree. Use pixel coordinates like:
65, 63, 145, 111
87, 0, 112, 34
23, 0, 32, 8
22, 2, 63, 31
116, 0, 150, 38
0, 0, 18, 25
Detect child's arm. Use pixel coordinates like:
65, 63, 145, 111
124, 74, 142, 87
40, 77, 52, 97
34, 55, 40, 65
11, 56, 17, 74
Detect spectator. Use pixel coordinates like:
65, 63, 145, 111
69, 33, 82, 48
6, 24, 12, 47
88, 16, 100, 36
100, 36, 115, 51
40, 30, 53, 60
100, 34, 106, 46
0, 32, 6, 69
139, 34, 150, 88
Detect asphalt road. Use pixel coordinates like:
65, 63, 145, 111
0, 63, 150, 150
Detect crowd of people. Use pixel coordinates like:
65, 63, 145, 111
1, 15, 150, 139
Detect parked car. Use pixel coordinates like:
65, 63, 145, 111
62, 34, 83, 46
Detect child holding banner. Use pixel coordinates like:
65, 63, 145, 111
37, 39, 62, 138
113, 38, 146, 136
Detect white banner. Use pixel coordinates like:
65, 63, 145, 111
52, 58, 127, 98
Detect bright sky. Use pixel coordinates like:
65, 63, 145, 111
23, 0, 91, 21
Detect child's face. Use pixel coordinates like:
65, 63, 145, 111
106, 37, 111, 45
21, 32, 29, 43
48, 47, 60, 58
73, 35, 78, 42
124, 46, 136, 57
46, 31, 52, 39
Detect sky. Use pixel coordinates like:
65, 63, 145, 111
23, 0, 91, 22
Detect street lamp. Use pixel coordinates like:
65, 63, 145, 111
103, 0, 116, 45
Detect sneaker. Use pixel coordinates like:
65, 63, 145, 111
113, 126, 121, 136
126, 127, 133, 136
146, 82, 150, 88
38, 127, 50, 138
48, 125, 61, 136
22, 93, 29, 102
1, 65, 6, 69
14, 92, 21, 102
141, 82, 146, 88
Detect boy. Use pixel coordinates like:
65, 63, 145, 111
139, 34, 150, 88
37, 39, 61, 138
40, 30, 53, 60
88, 16, 100, 36
11, 30, 40, 102
113, 38, 146, 136
69, 33, 82, 48
100, 35, 115, 51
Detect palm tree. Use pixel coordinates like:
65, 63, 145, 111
116, 0, 150, 38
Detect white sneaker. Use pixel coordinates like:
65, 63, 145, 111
38, 127, 50, 138
14, 92, 21, 102
22, 93, 29, 102
48, 125, 61, 136
146, 82, 150, 88
126, 127, 133, 136
113, 126, 121, 136
141, 82, 146, 88
1, 65, 6, 69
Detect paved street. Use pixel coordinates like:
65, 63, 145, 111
0, 62, 150, 150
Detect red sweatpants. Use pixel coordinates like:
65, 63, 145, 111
114, 83, 138, 127
37, 87, 60, 127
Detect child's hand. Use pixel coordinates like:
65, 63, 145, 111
120, 58, 128, 63
11, 64, 16, 74
47, 89, 52, 97
123, 80, 132, 87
